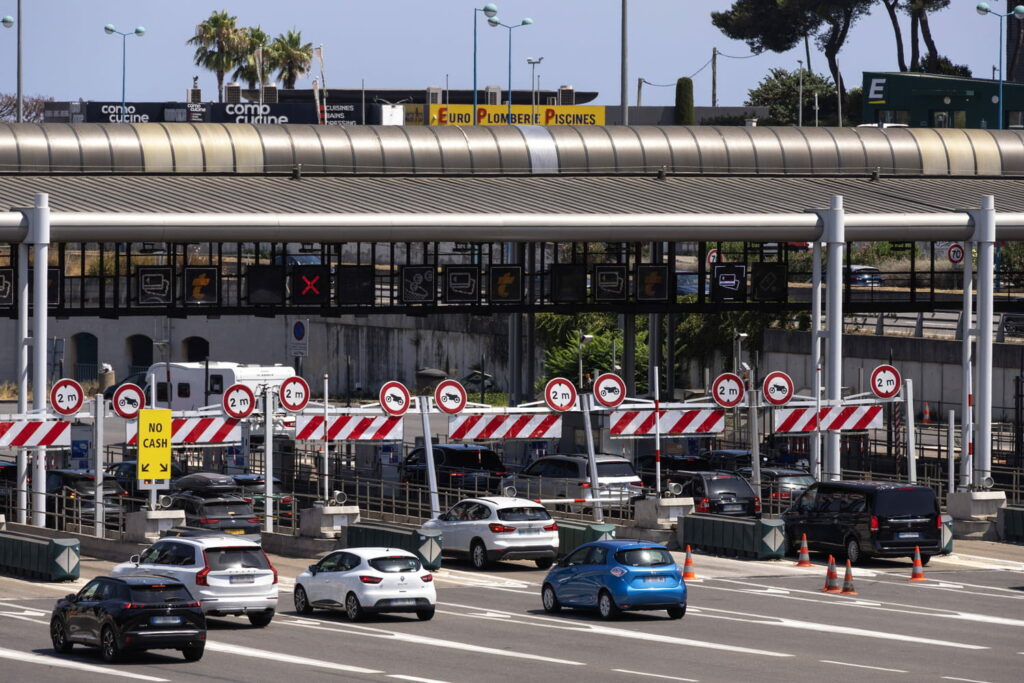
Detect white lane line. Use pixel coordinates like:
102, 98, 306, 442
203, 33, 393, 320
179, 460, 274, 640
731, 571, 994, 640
942, 677, 993, 683
282, 616, 586, 666
437, 601, 792, 658
934, 553, 1024, 570
695, 606, 987, 650
388, 676, 451, 683
612, 669, 699, 681
0, 646, 168, 681
204, 640, 383, 674
821, 660, 907, 673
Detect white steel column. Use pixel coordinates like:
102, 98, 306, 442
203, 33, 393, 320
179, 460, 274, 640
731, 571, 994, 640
94, 395, 105, 536
960, 241, 974, 490
31, 193, 50, 527
810, 241, 823, 480
264, 386, 274, 534
16, 242, 29, 524
905, 379, 917, 484
972, 196, 996, 487
420, 397, 440, 519
823, 196, 845, 481
322, 374, 330, 503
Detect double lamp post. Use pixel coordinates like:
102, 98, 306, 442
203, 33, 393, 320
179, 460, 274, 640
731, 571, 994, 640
472, 4, 533, 125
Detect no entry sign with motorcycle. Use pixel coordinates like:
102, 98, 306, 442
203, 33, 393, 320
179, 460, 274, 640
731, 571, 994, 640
592, 373, 626, 408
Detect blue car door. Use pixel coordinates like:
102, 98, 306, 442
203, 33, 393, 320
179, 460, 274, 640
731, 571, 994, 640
552, 546, 592, 606
575, 546, 609, 607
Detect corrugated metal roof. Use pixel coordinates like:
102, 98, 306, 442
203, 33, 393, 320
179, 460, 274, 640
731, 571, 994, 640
0, 174, 1021, 215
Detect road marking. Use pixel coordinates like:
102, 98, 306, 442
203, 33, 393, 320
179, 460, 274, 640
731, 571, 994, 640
695, 606, 987, 649
204, 640, 383, 674
388, 676, 451, 683
433, 568, 534, 588
438, 601, 792, 658
821, 660, 907, 673
611, 669, 699, 681
282, 615, 586, 665
0, 646, 168, 681
942, 677, 993, 683
934, 553, 1024, 571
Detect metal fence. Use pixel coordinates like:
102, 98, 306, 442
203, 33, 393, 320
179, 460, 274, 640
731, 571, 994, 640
0, 484, 128, 540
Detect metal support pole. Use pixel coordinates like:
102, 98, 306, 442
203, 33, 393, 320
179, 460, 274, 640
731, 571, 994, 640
120, 33, 127, 123
654, 366, 661, 495
323, 374, 330, 502
620, 0, 628, 126
264, 386, 274, 534
823, 196, 845, 481
31, 193, 50, 527
960, 239, 974, 489
972, 196, 996, 487
749, 373, 761, 494
905, 379, 917, 484
421, 397, 440, 519
94, 395, 105, 537
947, 410, 956, 499
582, 393, 603, 523
16, 242, 28, 524
473, 8, 478, 126
16, 0, 23, 123
506, 25, 513, 123
623, 315, 636, 395
810, 240, 823, 481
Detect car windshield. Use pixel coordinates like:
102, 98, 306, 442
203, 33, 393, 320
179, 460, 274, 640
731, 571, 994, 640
201, 502, 254, 516
497, 506, 551, 522
705, 476, 754, 497
129, 584, 193, 603
777, 475, 815, 488
368, 556, 421, 573
68, 478, 124, 496
614, 548, 674, 567
442, 449, 505, 471
873, 489, 937, 516
596, 461, 637, 478
205, 547, 270, 570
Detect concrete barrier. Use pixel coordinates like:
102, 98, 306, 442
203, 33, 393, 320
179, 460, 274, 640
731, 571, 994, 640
0, 530, 80, 581
997, 505, 1024, 543
678, 513, 786, 560
346, 522, 444, 570
5, 522, 143, 564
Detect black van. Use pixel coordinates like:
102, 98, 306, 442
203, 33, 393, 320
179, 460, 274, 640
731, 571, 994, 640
781, 481, 941, 565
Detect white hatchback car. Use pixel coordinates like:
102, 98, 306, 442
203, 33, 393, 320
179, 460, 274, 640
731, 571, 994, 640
111, 536, 278, 627
422, 497, 559, 570
294, 547, 436, 621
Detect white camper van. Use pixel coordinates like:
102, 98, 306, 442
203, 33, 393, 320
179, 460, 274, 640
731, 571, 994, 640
143, 362, 296, 411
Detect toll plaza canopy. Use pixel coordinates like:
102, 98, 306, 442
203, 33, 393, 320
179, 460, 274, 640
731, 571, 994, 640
0, 123, 1022, 226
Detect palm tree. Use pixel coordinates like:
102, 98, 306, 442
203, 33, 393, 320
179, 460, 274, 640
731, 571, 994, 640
187, 10, 241, 102
269, 30, 313, 89
231, 26, 270, 89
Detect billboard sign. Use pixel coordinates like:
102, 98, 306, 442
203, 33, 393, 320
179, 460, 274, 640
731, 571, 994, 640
429, 104, 605, 126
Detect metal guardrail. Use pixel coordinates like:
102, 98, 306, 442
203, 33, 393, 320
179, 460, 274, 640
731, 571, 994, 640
0, 484, 128, 541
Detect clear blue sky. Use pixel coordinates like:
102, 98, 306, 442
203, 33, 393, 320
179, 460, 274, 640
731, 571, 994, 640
0, 1, 1000, 108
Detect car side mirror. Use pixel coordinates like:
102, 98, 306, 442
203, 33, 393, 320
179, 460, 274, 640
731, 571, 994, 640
65, 593, 77, 602
558, 558, 569, 568
308, 564, 318, 575
438, 513, 450, 521
129, 554, 140, 566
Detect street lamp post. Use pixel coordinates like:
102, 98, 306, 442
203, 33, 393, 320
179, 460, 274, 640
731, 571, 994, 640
2, 1, 21, 122
527, 57, 543, 124
488, 15, 533, 124
473, 4, 499, 126
577, 332, 594, 390
104, 23, 146, 123
976, 3, 1024, 130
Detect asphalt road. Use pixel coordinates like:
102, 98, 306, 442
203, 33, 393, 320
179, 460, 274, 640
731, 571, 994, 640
0, 540, 1022, 683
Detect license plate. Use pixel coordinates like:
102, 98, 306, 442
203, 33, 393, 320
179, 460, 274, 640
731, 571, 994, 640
722, 504, 743, 512
897, 532, 920, 539
229, 575, 255, 584
225, 529, 245, 535
642, 576, 664, 583
518, 528, 542, 534
150, 615, 182, 625
391, 599, 416, 606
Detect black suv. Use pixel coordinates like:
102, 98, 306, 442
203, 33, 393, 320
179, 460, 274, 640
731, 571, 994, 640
400, 444, 509, 493
735, 467, 815, 511
50, 575, 206, 662
781, 481, 941, 565
672, 471, 761, 517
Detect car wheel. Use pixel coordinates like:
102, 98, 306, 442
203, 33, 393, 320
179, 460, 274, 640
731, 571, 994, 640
247, 610, 274, 628
181, 644, 205, 662
416, 606, 435, 621
293, 585, 314, 615
920, 554, 932, 566
667, 604, 686, 620
50, 616, 73, 654
541, 584, 561, 614
470, 540, 490, 570
100, 625, 120, 663
345, 592, 365, 621
845, 536, 861, 565
535, 557, 554, 570
598, 590, 620, 620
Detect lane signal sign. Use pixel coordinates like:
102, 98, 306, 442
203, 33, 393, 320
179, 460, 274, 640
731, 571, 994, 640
592, 373, 626, 408
434, 379, 468, 414
711, 372, 745, 408
870, 364, 902, 399
380, 381, 411, 417
762, 371, 795, 406
544, 377, 578, 412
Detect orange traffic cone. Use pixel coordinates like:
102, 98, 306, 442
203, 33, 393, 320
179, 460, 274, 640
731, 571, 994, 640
682, 545, 698, 581
795, 533, 812, 567
821, 554, 841, 593
922, 402, 932, 424
840, 560, 857, 595
909, 546, 927, 582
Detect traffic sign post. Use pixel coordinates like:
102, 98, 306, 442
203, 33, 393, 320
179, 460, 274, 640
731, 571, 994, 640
278, 376, 310, 412
137, 409, 172, 509
379, 381, 411, 417
434, 379, 467, 414
711, 373, 745, 408
544, 377, 578, 412
112, 383, 146, 419
222, 384, 256, 419
50, 378, 84, 416
762, 371, 794, 406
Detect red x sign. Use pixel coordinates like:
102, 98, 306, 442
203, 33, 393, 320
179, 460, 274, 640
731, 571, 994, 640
301, 275, 321, 295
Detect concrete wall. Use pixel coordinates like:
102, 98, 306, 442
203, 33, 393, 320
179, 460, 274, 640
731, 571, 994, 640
763, 329, 1021, 421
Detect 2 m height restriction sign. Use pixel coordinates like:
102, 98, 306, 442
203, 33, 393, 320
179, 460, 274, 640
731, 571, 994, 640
222, 384, 256, 419
279, 376, 310, 412
544, 377, 578, 412
50, 378, 84, 416
711, 373, 745, 408
870, 364, 902, 399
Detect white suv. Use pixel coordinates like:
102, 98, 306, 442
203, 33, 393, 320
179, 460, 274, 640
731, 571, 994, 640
504, 454, 644, 510
422, 497, 559, 570
111, 536, 278, 627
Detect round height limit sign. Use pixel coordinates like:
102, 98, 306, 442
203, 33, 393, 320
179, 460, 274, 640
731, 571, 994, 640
544, 377, 578, 412
870, 364, 902, 399
50, 378, 84, 416
278, 376, 310, 412
711, 372, 745, 408
222, 384, 256, 419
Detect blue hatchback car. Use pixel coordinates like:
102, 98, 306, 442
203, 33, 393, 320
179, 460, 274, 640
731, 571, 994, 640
541, 540, 686, 620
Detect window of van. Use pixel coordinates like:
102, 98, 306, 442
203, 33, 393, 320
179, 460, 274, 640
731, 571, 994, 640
156, 382, 169, 402
874, 488, 936, 517
209, 374, 225, 394
177, 383, 191, 398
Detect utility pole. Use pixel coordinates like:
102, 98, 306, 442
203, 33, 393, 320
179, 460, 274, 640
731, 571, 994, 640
620, 0, 628, 125
711, 47, 718, 108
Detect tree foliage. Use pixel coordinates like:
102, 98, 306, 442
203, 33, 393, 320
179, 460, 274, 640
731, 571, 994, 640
745, 68, 839, 126
270, 30, 313, 90
188, 10, 241, 102
0, 93, 50, 122
231, 26, 270, 89
675, 78, 694, 125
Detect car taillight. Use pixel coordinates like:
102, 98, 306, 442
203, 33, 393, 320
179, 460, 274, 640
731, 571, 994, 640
754, 497, 762, 514
420, 574, 433, 583
870, 515, 879, 532
243, 497, 254, 504
197, 518, 218, 524
122, 602, 145, 609
780, 491, 791, 499
936, 515, 943, 529
696, 497, 710, 513
770, 491, 779, 499
281, 496, 293, 505
359, 575, 383, 584
609, 566, 627, 578
579, 482, 591, 489
262, 550, 278, 584
196, 551, 211, 586
489, 523, 516, 533
543, 523, 558, 531
247, 518, 262, 523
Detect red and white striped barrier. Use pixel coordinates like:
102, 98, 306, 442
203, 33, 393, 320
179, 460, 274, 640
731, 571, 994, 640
448, 414, 562, 441
127, 417, 242, 445
0, 421, 71, 448
609, 409, 725, 437
295, 415, 403, 442
773, 405, 883, 433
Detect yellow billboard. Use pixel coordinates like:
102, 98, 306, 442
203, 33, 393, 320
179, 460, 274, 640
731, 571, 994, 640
429, 104, 605, 126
